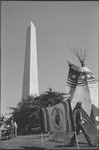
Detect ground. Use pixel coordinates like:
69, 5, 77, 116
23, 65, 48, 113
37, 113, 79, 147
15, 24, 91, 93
0, 133, 99, 150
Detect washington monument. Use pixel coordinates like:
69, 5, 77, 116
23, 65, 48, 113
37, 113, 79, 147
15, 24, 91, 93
22, 22, 39, 99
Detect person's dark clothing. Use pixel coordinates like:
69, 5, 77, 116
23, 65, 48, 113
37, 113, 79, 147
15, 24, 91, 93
76, 109, 82, 124
70, 109, 92, 146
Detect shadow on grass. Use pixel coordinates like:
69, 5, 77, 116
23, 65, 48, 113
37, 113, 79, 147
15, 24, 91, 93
0, 147, 45, 150
55, 142, 87, 148
22, 147, 45, 150
25, 136, 42, 140
55, 144, 98, 150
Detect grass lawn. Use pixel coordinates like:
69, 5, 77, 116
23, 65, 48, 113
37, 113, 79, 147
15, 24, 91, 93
0, 132, 99, 150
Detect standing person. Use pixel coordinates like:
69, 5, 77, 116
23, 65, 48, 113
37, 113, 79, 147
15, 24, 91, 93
10, 116, 14, 139
0, 116, 4, 139
14, 121, 17, 138
70, 102, 95, 147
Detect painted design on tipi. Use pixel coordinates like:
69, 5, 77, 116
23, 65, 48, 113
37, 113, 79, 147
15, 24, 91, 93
51, 107, 63, 130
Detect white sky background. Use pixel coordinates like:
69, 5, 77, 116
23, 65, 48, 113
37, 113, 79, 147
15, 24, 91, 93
1, 1, 98, 115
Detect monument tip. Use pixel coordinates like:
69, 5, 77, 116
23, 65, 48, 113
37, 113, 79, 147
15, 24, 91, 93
30, 21, 35, 28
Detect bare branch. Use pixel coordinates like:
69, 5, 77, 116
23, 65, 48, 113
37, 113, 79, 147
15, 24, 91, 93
67, 46, 88, 67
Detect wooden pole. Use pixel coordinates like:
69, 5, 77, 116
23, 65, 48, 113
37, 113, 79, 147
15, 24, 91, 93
74, 131, 79, 149
0, 0, 1, 141
41, 132, 44, 148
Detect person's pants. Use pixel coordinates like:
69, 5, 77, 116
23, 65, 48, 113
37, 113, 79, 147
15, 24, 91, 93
10, 128, 14, 139
14, 127, 17, 137
70, 123, 92, 145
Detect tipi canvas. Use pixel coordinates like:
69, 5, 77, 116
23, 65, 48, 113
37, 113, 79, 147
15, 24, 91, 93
66, 48, 99, 133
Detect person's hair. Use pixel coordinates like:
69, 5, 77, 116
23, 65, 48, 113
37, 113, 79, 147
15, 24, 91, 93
76, 102, 82, 109
73, 102, 82, 111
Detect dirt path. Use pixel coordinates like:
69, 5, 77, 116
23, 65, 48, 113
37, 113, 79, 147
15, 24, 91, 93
0, 133, 98, 150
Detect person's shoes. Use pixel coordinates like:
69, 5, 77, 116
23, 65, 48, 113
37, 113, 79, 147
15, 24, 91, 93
89, 144, 95, 147
69, 143, 75, 147
67, 144, 74, 147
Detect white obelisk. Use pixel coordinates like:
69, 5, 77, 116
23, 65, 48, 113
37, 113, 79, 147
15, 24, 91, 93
22, 22, 39, 99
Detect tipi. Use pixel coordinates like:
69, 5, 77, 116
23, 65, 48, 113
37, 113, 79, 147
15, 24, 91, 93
66, 47, 99, 132
40, 47, 98, 144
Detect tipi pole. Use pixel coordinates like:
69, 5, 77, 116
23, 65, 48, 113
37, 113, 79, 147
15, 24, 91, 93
74, 131, 79, 149
62, 141, 64, 150
41, 132, 44, 148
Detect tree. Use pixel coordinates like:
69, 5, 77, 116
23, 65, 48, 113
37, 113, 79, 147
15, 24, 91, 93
9, 88, 66, 135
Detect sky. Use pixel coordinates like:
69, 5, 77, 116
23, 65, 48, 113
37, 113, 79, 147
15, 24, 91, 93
1, 1, 98, 115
